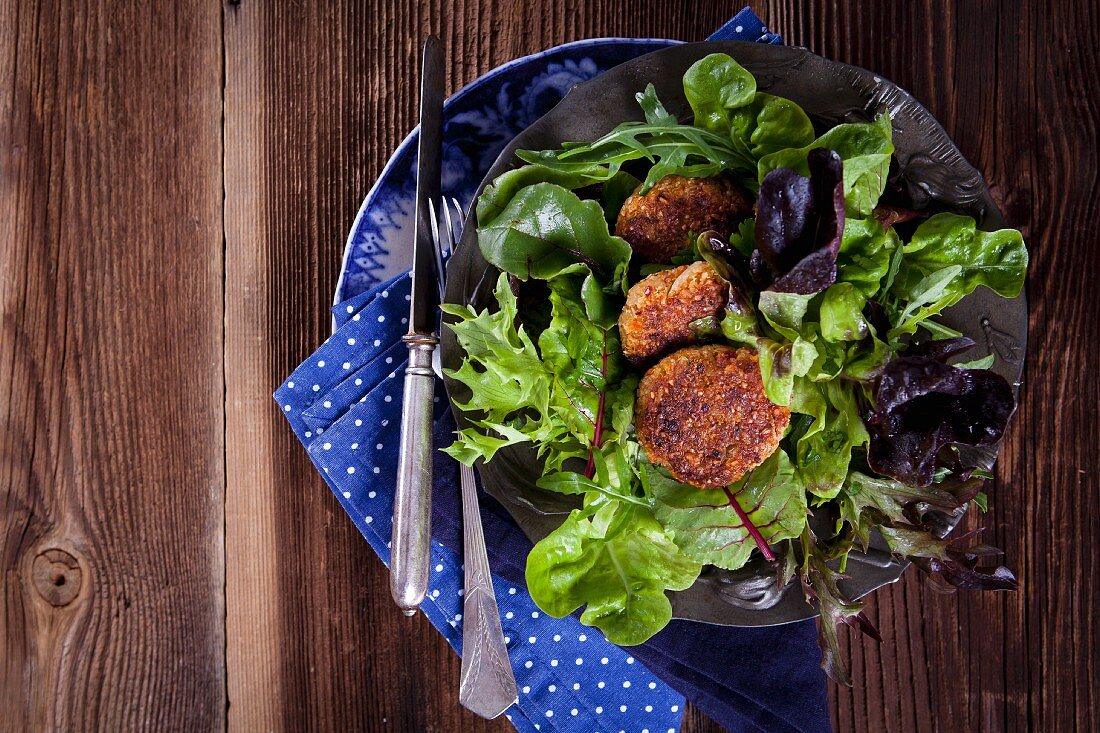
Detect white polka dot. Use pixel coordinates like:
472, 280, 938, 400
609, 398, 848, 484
570, 709, 578, 716
623, 681, 630, 688
347, 338, 356, 346
503, 635, 509, 643
354, 378, 362, 386
435, 564, 443, 572
377, 315, 385, 323
735, 24, 743, 32
342, 491, 350, 498
668, 729, 676, 733
312, 384, 320, 392
597, 681, 605, 689
544, 710, 552, 718
373, 467, 380, 474
553, 634, 561, 642
601, 657, 608, 664
385, 356, 393, 364
283, 404, 291, 412
405, 294, 411, 301
645, 705, 653, 712
376, 443, 383, 450
572, 682, 579, 690
354, 419, 363, 426
529, 636, 537, 644
595, 706, 603, 714
322, 442, 332, 450
524, 661, 533, 669
346, 467, 355, 474
384, 395, 392, 402
368, 491, 376, 498
522, 686, 530, 694
365, 516, 373, 524
304, 431, 312, 438
532, 611, 539, 618
575, 658, 583, 665
317, 360, 325, 367
323, 401, 331, 408
508, 588, 516, 595
352, 313, 360, 321
626, 656, 635, 664
619, 705, 627, 713
350, 443, 359, 450
381, 290, 389, 298
550, 659, 558, 667
401, 318, 407, 324
316, 427, 323, 434
505, 612, 513, 619
287, 381, 295, 388
373, 339, 381, 347
381, 419, 389, 427
430, 589, 438, 598
346, 305, 354, 313
342, 362, 351, 370
649, 682, 656, 689
671, 705, 679, 712
547, 684, 555, 692
578, 634, 587, 642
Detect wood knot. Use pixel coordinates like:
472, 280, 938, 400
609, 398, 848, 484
32, 548, 82, 607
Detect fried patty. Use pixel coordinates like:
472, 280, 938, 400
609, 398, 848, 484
635, 345, 790, 488
619, 261, 728, 363
614, 174, 754, 263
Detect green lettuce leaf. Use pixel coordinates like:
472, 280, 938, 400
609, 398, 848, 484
729, 92, 816, 159
477, 182, 632, 292
525, 500, 701, 645
888, 213, 1028, 339
647, 450, 808, 570
836, 217, 899, 298
683, 52, 757, 133
759, 113, 894, 217
790, 381, 869, 500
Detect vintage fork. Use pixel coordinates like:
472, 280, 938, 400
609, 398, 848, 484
431, 198, 519, 719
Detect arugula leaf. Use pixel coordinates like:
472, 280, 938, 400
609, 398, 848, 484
759, 113, 894, 217
478, 182, 632, 291
647, 450, 808, 570
525, 501, 702, 645
683, 53, 757, 132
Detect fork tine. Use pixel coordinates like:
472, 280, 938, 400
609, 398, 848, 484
441, 196, 456, 256
428, 198, 446, 300
450, 197, 464, 247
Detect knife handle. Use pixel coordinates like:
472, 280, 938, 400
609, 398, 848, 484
391, 333, 438, 614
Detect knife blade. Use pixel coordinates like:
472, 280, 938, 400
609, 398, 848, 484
391, 35, 444, 615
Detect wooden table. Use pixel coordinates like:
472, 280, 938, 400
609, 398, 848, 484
3, 1, 1097, 730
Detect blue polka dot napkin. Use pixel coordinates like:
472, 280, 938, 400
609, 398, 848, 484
276, 9, 831, 732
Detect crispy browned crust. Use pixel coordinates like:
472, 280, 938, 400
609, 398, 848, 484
618, 261, 727, 363
614, 174, 753, 263
635, 345, 790, 488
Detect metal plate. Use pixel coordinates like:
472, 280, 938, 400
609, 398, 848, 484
441, 41, 1027, 627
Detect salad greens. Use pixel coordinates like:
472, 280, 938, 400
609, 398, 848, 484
443, 52, 1027, 684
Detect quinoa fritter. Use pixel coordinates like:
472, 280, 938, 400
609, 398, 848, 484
635, 345, 790, 488
614, 174, 754, 263
619, 261, 728, 363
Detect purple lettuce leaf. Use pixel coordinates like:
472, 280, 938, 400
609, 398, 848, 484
866, 355, 1015, 486
751, 148, 845, 295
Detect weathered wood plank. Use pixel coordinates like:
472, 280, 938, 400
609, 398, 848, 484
0, 0, 225, 730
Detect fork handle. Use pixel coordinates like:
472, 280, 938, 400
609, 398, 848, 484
391, 333, 437, 613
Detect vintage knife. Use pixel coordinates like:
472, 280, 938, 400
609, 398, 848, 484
391, 35, 443, 615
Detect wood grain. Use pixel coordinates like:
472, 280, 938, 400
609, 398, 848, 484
0, 0, 225, 731
3, 0, 1098, 731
